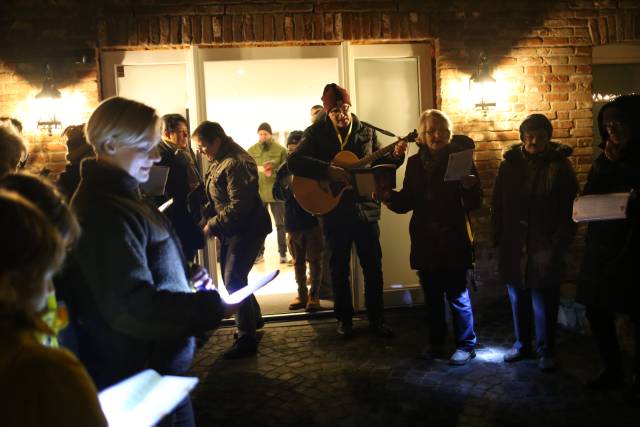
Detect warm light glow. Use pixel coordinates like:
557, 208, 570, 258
442, 70, 512, 116
14, 89, 90, 135
469, 78, 497, 110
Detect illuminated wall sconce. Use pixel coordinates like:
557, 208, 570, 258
35, 64, 62, 136
469, 51, 497, 115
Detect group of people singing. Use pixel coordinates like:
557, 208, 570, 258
0, 84, 639, 426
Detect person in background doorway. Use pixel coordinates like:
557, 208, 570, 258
56, 124, 94, 199
288, 83, 405, 339
153, 114, 205, 262
381, 109, 481, 365
194, 121, 271, 360
492, 113, 578, 372
577, 94, 640, 397
0, 120, 27, 176
0, 189, 107, 427
67, 97, 231, 427
310, 104, 325, 125
273, 130, 325, 312
248, 122, 288, 264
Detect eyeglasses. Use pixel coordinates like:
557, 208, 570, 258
329, 104, 351, 116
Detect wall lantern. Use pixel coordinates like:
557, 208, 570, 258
35, 64, 62, 136
469, 51, 496, 115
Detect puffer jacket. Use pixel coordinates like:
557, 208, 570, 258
492, 142, 579, 289
204, 137, 272, 238
287, 114, 404, 228
386, 135, 482, 272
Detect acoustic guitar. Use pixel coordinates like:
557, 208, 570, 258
291, 130, 418, 215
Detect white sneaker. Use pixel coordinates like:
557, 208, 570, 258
448, 348, 476, 365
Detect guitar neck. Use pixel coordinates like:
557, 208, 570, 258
348, 142, 397, 169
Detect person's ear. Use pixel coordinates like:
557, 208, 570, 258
101, 138, 117, 155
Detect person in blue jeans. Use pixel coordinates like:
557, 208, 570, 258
382, 109, 482, 365
492, 114, 578, 372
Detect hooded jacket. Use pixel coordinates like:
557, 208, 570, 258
492, 142, 578, 289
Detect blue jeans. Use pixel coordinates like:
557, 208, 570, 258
507, 285, 560, 357
418, 269, 477, 351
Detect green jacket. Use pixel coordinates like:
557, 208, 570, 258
247, 138, 287, 203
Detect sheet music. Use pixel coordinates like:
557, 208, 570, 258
158, 198, 174, 212
140, 166, 170, 196
444, 149, 474, 182
218, 270, 279, 304
572, 192, 630, 222
98, 369, 199, 427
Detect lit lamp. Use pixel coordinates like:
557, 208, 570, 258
469, 51, 496, 115
35, 64, 62, 135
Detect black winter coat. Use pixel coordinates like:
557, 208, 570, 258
204, 138, 272, 238
68, 159, 225, 390
273, 160, 319, 232
153, 141, 204, 259
577, 151, 640, 313
492, 142, 579, 289
287, 114, 404, 228
386, 136, 482, 272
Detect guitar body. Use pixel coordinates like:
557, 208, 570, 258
291, 150, 360, 215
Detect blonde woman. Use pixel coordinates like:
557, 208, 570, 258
67, 96, 230, 426
382, 109, 482, 365
0, 189, 106, 426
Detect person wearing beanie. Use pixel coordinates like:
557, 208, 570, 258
272, 130, 325, 312
288, 83, 407, 339
492, 113, 579, 372
247, 121, 289, 264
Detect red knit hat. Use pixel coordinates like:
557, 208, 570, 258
321, 83, 351, 112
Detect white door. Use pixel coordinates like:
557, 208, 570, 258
345, 42, 434, 309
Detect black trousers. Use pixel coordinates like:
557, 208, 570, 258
587, 307, 640, 375
322, 220, 384, 325
219, 233, 265, 337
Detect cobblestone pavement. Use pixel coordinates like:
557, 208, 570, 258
190, 292, 639, 427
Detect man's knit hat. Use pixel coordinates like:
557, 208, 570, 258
257, 122, 272, 134
321, 83, 351, 112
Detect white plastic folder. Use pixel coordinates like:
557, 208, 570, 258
218, 270, 280, 304
572, 192, 630, 222
98, 369, 198, 427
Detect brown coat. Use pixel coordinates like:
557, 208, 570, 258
492, 142, 578, 289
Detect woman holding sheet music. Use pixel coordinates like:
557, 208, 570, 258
66, 97, 231, 427
381, 109, 482, 366
577, 94, 640, 395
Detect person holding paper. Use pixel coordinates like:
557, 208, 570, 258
492, 113, 578, 372
381, 109, 482, 365
194, 121, 272, 359
248, 122, 289, 264
287, 83, 405, 339
67, 97, 231, 427
0, 189, 106, 426
577, 94, 640, 393
152, 114, 205, 262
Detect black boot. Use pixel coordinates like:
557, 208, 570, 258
223, 335, 258, 360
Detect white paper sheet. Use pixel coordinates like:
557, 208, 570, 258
158, 198, 174, 212
444, 149, 474, 182
572, 192, 630, 222
218, 270, 279, 304
98, 369, 198, 427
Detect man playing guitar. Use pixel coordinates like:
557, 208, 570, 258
288, 83, 406, 338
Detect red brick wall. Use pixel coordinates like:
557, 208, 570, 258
1, 0, 639, 286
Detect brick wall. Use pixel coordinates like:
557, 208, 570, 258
1, 0, 640, 286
